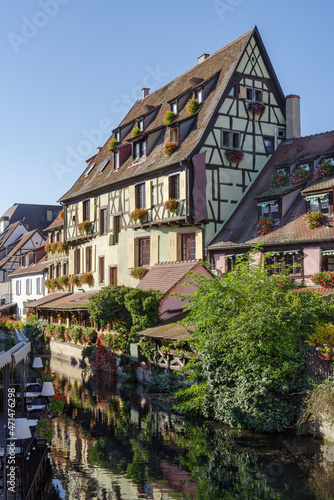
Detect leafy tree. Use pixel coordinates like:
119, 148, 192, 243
174, 250, 334, 432
87, 285, 132, 328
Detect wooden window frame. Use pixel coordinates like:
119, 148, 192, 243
264, 137, 274, 156
98, 256, 105, 285
135, 183, 146, 209
109, 266, 118, 286
63, 262, 68, 275
246, 87, 263, 102
113, 216, 122, 244
100, 208, 107, 235
169, 174, 180, 200
266, 252, 302, 277
307, 193, 332, 216
221, 130, 241, 150
16, 280, 21, 296
133, 138, 147, 160
180, 232, 196, 261
136, 237, 150, 267
170, 126, 179, 144
258, 200, 280, 221
83, 200, 90, 222
74, 248, 81, 275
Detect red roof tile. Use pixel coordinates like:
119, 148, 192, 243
136, 260, 202, 293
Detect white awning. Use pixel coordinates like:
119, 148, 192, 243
0, 350, 12, 369
12, 343, 31, 364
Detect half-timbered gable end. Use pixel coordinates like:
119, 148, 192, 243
59, 27, 291, 289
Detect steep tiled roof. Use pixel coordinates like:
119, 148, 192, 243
9, 256, 47, 277
0, 230, 45, 268
59, 30, 257, 202
138, 312, 193, 340
208, 131, 334, 250
38, 292, 96, 310
27, 292, 72, 308
44, 213, 63, 231
137, 260, 202, 293
0, 221, 23, 250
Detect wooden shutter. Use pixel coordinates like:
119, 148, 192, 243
163, 176, 169, 202
68, 249, 74, 275
179, 170, 186, 200
129, 185, 136, 213
239, 86, 247, 99
168, 233, 177, 261
195, 230, 203, 260
127, 238, 135, 268
150, 234, 159, 266
145, 180, 152, 209
262, 91, 269, 104
92, 245, 96, 272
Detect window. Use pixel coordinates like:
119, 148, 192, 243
85, 163, 96, 176
133, 139, 146, 160
56, 263, 61, 278
74, 248, 81, 275
83, 200, 90, 221
246, 88, 262, 102
63, 262, 68, 275
169, 174, 180, 199
264, 138, 274, 156
278, 128, 286, 139
196, 89, 203, 103
49, 265, 54, 280
138, 118, 144, 132
309, 194, 330, 215
99, 256, 105, 284
137, 238, 150, 266
36, 278, 41, 295
16, 281, 21, 295
221, 130, 241, 149
46, 210, 53, 222
258, 201, 280, 220
50, 233, 55, 244
86, 246, 92, 272
171, 128, 178, 144
26, 279, 32, 295
228, 85, 236, 97
99, 160, 109, 173
181, 233, 196, 260
171, 102, 178, 114
109, 266, 118, 285
266, 252, 302, 276
116, 130, 120, 142
113, 216, 122, 244
135, 183, 146, 209
114, 152, 119, 170
100, 208, 107, 235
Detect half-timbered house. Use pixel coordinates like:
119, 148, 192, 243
58, 27, 291, 290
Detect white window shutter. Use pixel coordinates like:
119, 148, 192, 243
127, 238, 135, 268
163, 176, 169, 202
179, 170, 186, 200
145, 180, 152, 209
150, 234, 159, 266
195, 230, 203, 260
129, 185, 136, 213
167, 233, 177, 261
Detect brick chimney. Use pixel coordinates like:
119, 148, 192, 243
142, 88, 150, 98
197, 53, 210, 64
286, 95, 301, 139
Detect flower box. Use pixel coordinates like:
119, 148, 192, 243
313, 159, 334, 182
225, 149, 245, 163
77, 221, 91, 234
81, 272, 93, 285
164, 199, 179, 213
162, 142, 177, 157
269, 171, 288, 190
57, 275, 70, 287
288, 165, 312, 184
257, 217, 275, 235
186, 98, 199, 115
132, 127, 140, 137
70, 275, 81, 286
130, 208, 147, 223
130, 267, 149, 280
248, 101, 266, 117
311, 271, 334, 288
164, 111, 176, 125
109, 139, 118, 150
304, 212, 327, 229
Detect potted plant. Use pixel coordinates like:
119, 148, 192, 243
162, 141, 177, 157
164, 111, 176, 125
247, 101, 266, 117
130, 266, 149, 280
70, 275, 81, 286
186, 98, 199, 115
45, 243, 53, 253
81, 272, 93, 285
304, 212, 327, 229
51, 243, 59, 253
57, 241, 68, 253
164, 199, 179, 213
257, 216, 275, 235
58, 275, 70, 287
307, 323, 334, 360
77, 221, 91, 234
311, 271, 334, 288
109, 139, 118, 150
313, 159, 334, 182
225, 149, 245, 163
269, 171, 288, 190
132, 127, 140, 137
288, 165, 312, 184
130, 208, 147, 223
36, 417, 54, 444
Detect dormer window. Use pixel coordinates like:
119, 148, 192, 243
115, 130, 120, 142
171, 102, 178, 114
306, 193, 331, 215
138, 118, 144, 132
133, 139, 146, 160
85, 163, 96, 176
257, 200, 280, 220
196, 89, 203, 103
114, 152, 119, 170
170, 127, 179, 144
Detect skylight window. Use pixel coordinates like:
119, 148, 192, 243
85, 163, 96, 176
98, 160, 109, 173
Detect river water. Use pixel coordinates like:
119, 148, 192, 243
44, 358, 334, 500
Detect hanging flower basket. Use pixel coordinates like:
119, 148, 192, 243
225, 149, 245, 163
304, 212, 327, 229
164, 199, 179, 213
130, 208, 147, 222
248, 101, 266, 117
59, 209, 64, 220
45, 243, 52, 253
164, 111, 176, 125
270, 171, 288, 189
58, 275, 70, 287
57, 242, 69, 253
77, 221, 91, 234
257, 217, 275, 235
81, 272, 93, 285
311, 271, 334, 288
313, 159, 334, 182
288, 165, 312, 184
132, 127, 140, 137
45, 278, 58, 291
70, 275, 81, 286
130, 267, 149, 280
109, 139, 118, 150
162, 141, 177, 157
186, 98, 199, 115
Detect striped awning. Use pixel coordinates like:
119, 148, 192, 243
322, 250, 334, 256
257, 200, 278, 207
304, 193, 329, 201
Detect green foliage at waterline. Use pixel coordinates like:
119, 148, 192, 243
174, 249, 334, 432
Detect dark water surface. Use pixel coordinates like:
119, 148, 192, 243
45, 358, 334, 500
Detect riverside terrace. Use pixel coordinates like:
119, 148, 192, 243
0, 331, 51, 499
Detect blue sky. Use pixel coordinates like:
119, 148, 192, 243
1, 0, 333, 216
